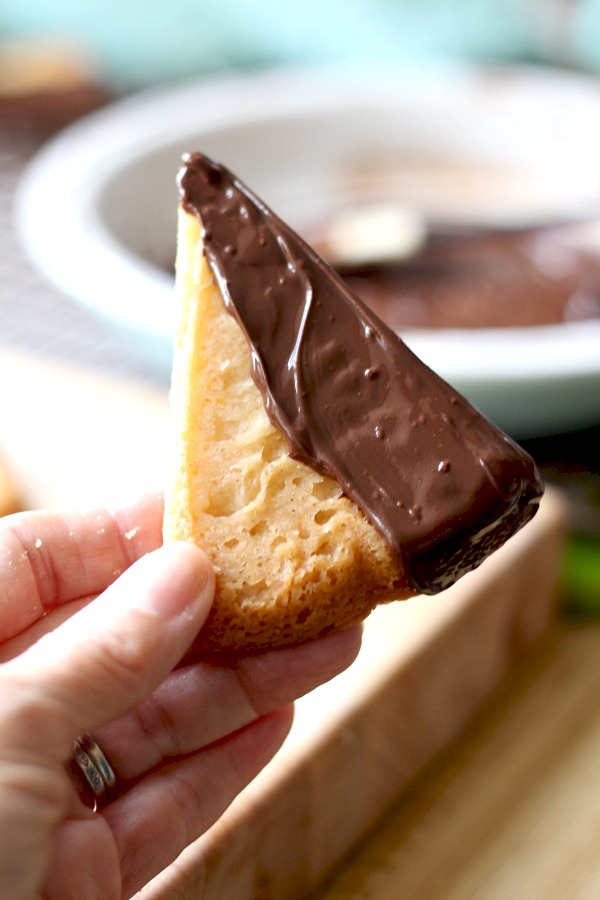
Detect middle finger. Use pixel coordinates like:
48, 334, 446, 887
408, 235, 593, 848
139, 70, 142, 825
93, 625, 361, 781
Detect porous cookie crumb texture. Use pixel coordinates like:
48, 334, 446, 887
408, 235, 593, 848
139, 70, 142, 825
164, 212, 411, 651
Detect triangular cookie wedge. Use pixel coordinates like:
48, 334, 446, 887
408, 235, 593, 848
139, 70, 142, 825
164, 153, 543, 652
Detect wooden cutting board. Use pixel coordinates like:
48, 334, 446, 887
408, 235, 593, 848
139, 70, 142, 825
0, 349, 566, 899
0, 348, 169, 510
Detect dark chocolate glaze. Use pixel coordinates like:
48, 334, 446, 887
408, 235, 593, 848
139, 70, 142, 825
179, 153, 544, 594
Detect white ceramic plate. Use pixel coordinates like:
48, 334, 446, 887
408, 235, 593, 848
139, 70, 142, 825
15, 64, 600, 437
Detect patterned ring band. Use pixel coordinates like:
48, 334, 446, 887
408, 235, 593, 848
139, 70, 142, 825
70, 733, 117, 809
78, 733, 117, 793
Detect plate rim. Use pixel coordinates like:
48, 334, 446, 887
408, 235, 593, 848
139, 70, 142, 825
14, 62, 600, 430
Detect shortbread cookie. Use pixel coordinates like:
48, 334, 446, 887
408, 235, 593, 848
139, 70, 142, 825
164, 153, 543, 651
164, 210, 411, 650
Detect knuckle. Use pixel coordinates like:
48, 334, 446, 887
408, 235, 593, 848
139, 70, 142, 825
86, 629, 148, 695
234, 662, 270, 717
134, 694, 182, 760
0, 670, 68, 758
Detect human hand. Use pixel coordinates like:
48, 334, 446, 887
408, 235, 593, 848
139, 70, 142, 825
0, 494, 361, 898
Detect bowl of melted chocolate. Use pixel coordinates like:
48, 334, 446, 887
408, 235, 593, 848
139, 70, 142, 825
16, 63, 600, 437
328, 225, 600, 332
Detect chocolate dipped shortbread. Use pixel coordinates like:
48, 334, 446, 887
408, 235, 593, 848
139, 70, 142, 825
163, 153, 544, 651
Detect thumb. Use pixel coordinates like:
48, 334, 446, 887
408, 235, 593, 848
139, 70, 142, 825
2, 542, 214, 760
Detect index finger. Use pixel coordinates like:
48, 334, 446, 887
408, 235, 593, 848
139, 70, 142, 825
0, 492, 164, 643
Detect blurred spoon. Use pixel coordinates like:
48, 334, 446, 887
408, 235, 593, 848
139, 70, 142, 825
318, 199, 600, 272
319, 201, 427, 269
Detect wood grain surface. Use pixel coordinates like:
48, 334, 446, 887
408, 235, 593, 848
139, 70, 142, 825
317, 618, 600, 900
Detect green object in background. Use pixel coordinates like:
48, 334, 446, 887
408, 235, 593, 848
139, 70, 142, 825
521, 429, 600, 618
563, 533, 600, 616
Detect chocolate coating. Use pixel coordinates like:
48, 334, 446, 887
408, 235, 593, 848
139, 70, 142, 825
179, 153, 544, 594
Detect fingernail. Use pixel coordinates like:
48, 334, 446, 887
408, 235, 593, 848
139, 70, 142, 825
132, 543, 213, 619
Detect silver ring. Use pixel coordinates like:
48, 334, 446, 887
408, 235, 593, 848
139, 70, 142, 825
79, 734, 117, 793
70, 733, 117, 809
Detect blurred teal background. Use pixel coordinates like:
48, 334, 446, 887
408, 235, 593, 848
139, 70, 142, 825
2, 0, 600, 88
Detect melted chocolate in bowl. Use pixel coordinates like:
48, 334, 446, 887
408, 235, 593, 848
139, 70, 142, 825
333, 227, 600, 331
